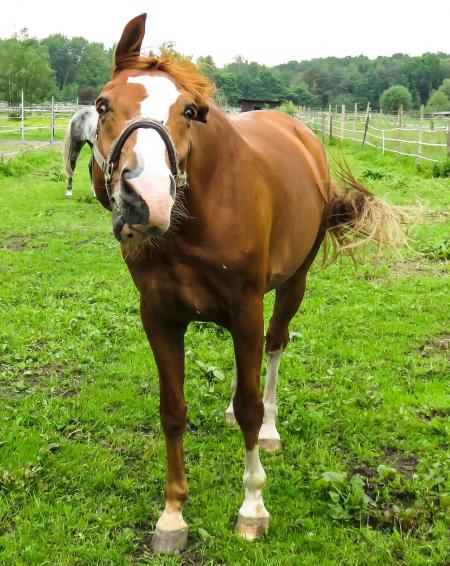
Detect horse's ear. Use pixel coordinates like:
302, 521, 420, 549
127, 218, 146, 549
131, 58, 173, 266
115, 13, 147, 68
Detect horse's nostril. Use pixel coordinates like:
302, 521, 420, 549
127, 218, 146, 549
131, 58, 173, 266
127, 232, 134, 239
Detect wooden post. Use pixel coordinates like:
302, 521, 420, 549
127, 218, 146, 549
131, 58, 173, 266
361, 104, 370, 149
50, 96, 55, 144
329, 104, 333, 141
321, 111, 325, 140
341, 104, 345, 140
416, 104, 424, 167
382, 129, 385, 154
354, 102, 357, 132
21, 90, 25, 151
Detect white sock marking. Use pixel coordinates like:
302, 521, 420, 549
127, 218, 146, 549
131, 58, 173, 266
259, 347, 283, 441
239, 446, 269, 519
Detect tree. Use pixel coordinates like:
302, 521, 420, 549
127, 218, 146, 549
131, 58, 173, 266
437, 78, 450, 98
74, 42, 112, 101
0, 34, 56, 104
213, 70, 242, 106
288, 82, 316, 106
425, 90, 450, 113
379, 84, 413, 111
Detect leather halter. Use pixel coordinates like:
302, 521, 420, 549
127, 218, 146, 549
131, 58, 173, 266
93, 116, 187, 206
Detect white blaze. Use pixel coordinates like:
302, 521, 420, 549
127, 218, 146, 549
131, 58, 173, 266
125, 75, 181, 230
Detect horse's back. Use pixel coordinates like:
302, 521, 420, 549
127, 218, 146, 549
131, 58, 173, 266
230, 110, 330, 288
231, 110, 330, 202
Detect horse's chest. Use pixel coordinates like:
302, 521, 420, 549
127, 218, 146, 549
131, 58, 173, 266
133, 260, 234, 324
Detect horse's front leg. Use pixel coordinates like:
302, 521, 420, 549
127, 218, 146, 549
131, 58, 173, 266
140, 300, 188, 554
231, 297, 269, 540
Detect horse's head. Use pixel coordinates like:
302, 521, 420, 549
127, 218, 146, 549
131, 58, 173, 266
93, 13, 213, 244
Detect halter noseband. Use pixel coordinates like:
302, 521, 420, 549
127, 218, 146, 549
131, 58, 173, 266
93, 116, 187, 206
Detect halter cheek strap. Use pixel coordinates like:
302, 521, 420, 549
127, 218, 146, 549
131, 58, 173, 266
93, 116, 188, 206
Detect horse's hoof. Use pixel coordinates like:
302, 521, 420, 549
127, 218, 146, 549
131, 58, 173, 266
151, 526, 188, 554
236, 514, 269, 540
259, 437, 282, 452
65, 192, 72, 198
225, 410, 237, 425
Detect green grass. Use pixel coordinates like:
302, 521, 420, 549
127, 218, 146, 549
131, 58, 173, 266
0, 145, 449, 565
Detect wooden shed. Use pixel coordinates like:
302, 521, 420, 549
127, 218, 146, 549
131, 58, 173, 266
239, 98, 283, 112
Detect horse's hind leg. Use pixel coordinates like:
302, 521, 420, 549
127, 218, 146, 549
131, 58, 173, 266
224, 367, 237, 424
260, 224, 327, 451
65, 176, 73, 197
259, 273, 308, 451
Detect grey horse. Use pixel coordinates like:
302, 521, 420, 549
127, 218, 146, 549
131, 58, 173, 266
63, 106, 98, 197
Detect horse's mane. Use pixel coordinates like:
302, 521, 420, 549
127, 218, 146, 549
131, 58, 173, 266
114, 49, 215, 100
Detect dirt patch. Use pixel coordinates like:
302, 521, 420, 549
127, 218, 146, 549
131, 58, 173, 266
389, 258, 448, 277
2, 234, 48, 251
384, 447, 417, 479
419, 406, 450, 421
419, 335, 450, 358
3, 235, 27, 251
22, 363, 66, 386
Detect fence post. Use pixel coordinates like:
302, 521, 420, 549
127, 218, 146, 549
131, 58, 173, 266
51, 96, 55, 144
354, 102, 357, 132
382, 129, 385, 154
329, 104, 333, 141
416, 104, 424, 167
397, 104, 403, 160
341, 104, 345, 140
321, 111, 325, 140
21, 90, 25, 151
447, 116, 450, 158
361, 104, 370, 149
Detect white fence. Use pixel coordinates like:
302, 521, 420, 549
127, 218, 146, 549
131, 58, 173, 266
298, 105, 450, 164
0, 92, 88, 158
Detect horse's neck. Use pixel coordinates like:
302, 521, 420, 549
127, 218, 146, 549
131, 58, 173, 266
188, 106, 243, 190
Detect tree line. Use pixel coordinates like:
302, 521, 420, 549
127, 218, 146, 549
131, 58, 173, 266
1, 30, 449, 113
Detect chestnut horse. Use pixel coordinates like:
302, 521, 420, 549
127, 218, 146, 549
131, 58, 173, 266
92, 14, 404, 553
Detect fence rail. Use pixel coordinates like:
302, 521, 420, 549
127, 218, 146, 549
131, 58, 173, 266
0, 92, 90, 158
297, 104, 450, 164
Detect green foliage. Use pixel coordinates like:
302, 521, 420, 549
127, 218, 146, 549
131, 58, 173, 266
379, 84, 413, 111
0, 33, 57, 104
426, 89, 450, 113
0, 156, 28, 177
417, 238, 450, 260
276, 100, 298, 115
432, 159, 450, 178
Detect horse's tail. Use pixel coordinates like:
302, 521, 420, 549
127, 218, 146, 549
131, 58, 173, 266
63, 121, 74, 177
325, 159, 407, 262
63, 119, 87, 179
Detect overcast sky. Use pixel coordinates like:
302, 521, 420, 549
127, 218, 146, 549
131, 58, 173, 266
2, 0, 449, 67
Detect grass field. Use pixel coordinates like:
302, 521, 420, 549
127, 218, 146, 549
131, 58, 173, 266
0, 143, 449, 565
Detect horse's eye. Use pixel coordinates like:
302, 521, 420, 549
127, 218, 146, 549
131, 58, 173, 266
184, 106, 197, 121
96, 102, 108, 116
